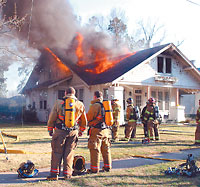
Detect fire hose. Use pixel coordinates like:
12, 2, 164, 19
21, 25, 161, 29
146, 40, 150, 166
0, 149, 51, 154
132, 155, 185, 162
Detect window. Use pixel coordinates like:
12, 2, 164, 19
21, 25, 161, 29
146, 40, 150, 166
165, 92, 169, 110
32, 102, 35, 109
151, 91, 157, 100
166, 58, 172, 73
79, 89, 84, 102
157, 57, 164, 73
135, 95, 142, 107
157, 57, 172, 74
158, 91, 163, 110
58, 90, 65, 99
44, 100, 47, 110
103, 89, 108, 100
40, 101, 43, 109
135, 89, 142, 94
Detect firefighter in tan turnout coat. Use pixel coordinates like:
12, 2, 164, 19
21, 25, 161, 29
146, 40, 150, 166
87, 91, 112, 173
122, 98, 139, 141
195, 100, 200, 145
47, 87, 87, 180
141, 98, 159, 140
111, 96, 121, 142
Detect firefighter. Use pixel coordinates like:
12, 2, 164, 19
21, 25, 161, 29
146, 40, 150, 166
111, 96, 121, 142
195, 99, 200, 145
141, 98, 159, 140
87, 91, 112, 173
121, 98, 139, 141
46, 87, 87, 180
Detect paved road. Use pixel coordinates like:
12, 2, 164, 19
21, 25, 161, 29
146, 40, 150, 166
0, 147, 200, 186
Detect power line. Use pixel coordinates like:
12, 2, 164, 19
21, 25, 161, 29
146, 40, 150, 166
186, 0, 200, 6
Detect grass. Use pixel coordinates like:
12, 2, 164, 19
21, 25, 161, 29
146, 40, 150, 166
0, 123, 200, 186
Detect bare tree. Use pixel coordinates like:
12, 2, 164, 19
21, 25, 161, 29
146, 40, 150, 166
136, 18, 166, 48
0, 1, 28, 97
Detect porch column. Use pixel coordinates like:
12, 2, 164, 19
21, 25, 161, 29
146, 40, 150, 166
108, 86, 124, 125
176, 88, 179, 106
147, 86, 151, 99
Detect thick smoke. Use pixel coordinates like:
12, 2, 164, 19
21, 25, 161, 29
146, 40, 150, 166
3, 0, 129, 65
3, 0, 78, 49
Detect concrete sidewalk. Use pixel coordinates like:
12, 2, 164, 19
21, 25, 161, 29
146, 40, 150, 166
0, 147, 200, 186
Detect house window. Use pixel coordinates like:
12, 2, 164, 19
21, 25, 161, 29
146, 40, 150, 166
135, 89, 142, 94
151, 91, 157, 100
44, 100, 47, 110
166, 58, 172, 73
58, 90, 65, 99
103, 89, 108, 100
123, 90, 126, 110
129, 91, 132, 96
79, 89, 84, 102
165, 92, 169, 110
158, 91, 163, 110
157, 57, 164, 73
40, 101, 43, 109
32, 102, 35, 109
157, 57, 172, 74
135, 95, 142, 107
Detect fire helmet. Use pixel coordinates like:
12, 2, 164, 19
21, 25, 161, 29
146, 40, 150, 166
148, 97, 156, 104
73, 155, 86, 175
17, 160, 38, 178
111, 95, 118, 101
126, 98, 133, 104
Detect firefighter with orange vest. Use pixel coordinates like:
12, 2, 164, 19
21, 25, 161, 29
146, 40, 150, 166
87, 91, 112, 173
195, 100, 200, 145
46, 87, 87, 180
111, 96, 121, 142
141, 98, 159, 141
121, 98, 140, 141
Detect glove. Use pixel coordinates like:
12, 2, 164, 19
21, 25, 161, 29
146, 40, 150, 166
78, 131, 83, 137
49, 131, 53, 136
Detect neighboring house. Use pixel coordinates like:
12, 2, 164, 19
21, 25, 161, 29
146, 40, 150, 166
22, 43, 200, 123
181, 67, 200, 117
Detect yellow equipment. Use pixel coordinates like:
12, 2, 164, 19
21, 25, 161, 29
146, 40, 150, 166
64, 98, 75, 128
0, 130, 8, 160
103, 100, 113, 126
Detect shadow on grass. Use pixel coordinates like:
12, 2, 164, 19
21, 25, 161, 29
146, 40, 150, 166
10, 138, 51, 145
68, 172, 200, 186
111, 140, 194, 149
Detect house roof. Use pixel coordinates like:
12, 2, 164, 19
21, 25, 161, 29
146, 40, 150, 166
55, 43, 171, 85
22, 43, 200, 93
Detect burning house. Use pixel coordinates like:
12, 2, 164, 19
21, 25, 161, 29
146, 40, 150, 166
22, 42, 200, 123
3, 0, 200, 123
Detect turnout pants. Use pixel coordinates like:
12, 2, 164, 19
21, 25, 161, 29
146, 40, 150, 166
147, 120, 159, 140
88, 128, 111, 172
195, 124, 200, 143
125, 122, 137, 139
112, 121, 120, 140
143, 121, 148, 138
50, 129, 78, 176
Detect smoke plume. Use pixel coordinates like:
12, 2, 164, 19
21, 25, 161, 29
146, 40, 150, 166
3, 0, 78, 49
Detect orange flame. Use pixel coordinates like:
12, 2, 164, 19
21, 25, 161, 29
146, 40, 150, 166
75, 33, 134, 74
76, 33, 85, 66
86, 48, 133, 74
45, 47, 70, 73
